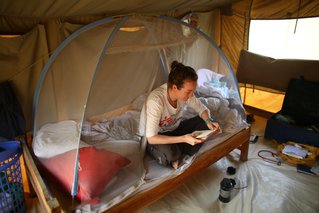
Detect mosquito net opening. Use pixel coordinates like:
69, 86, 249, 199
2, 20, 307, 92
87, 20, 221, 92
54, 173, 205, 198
32, 15, 245, 211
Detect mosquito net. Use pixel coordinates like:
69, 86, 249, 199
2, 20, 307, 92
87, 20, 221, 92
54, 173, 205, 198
32, 15, 246, 211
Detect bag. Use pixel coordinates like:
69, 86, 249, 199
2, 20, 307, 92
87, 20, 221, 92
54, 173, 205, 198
281, 78, 319, 126
0, 81, 26, 139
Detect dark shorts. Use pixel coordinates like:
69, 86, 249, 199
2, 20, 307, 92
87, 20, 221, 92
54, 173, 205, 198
146, 116, 208, 166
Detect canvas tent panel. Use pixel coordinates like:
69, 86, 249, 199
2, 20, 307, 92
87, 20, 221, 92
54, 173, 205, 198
250, 0, 319, 19
0, 0, 230, 33
33, 19, 119, 132
85, 51, 165, 118
0, 25, 49, 130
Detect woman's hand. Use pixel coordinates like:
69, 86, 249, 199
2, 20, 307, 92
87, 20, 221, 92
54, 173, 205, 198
183, 134, 204, 146
207, 121, 221, 132
202, 113, 221, 133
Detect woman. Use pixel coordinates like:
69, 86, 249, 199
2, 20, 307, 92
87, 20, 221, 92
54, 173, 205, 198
139, 61, 220, 169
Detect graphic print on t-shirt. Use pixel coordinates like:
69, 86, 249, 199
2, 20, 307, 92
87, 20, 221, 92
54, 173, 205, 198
159, 115, 176, 128
158, 102, 186, 132
159, 116, 173, 127
158, 113, 183, 133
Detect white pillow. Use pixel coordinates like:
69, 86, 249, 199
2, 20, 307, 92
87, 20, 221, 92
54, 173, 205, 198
196, 68, 224, 87
33, 120, 88, 159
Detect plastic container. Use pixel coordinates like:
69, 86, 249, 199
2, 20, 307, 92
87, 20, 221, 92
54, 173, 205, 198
278, 141, 319, 166
0, 141, 25, 213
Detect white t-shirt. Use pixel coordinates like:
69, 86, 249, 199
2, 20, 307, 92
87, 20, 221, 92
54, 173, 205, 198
139, 84, 208, 137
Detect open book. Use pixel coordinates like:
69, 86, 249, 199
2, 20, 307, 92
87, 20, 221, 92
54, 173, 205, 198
192, 128, 222, 140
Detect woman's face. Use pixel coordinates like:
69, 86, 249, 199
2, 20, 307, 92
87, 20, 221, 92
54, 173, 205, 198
174, 80, 197, 101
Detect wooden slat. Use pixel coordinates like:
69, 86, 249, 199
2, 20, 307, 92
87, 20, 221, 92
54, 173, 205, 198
244, 104, 275, 119
21, 139, 61, 213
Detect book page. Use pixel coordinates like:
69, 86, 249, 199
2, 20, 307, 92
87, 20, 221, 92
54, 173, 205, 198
192, 128, 222, 139
192, 130, 214, 139
282, 145, 308, 159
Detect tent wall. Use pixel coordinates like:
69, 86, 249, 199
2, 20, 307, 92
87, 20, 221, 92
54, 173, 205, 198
251, 0, 319, 19
218, 0, 319, 113
220, 0, 319, 73
0, 26, 49, 130
1, 0, 319, 131
0, 0, 234, 34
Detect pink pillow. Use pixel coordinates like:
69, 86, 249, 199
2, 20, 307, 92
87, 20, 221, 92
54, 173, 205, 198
42, 146, 130, 202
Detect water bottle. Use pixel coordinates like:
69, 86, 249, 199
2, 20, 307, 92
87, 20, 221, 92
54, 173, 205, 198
219, 178, 235, 203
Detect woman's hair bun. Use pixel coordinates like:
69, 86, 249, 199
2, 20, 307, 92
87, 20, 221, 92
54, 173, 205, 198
171, 60, 181, 71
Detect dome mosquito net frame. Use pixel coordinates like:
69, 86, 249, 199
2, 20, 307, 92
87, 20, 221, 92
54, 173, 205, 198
30, 15, 249, 212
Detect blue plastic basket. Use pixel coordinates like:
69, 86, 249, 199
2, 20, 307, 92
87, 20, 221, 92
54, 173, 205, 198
0, 141, 25, 213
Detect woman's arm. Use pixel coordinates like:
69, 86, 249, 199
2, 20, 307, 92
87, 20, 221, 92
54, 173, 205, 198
200, 109, 221, 132
147, 134, 203, 146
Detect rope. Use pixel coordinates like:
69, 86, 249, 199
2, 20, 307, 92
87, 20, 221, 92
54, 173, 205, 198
257, 150, 281, 165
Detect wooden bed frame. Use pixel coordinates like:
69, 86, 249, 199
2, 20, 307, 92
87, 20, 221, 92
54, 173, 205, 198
22, 126, 250, 212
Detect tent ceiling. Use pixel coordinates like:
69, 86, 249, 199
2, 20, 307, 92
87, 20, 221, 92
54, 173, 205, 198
0, 0, 236, 20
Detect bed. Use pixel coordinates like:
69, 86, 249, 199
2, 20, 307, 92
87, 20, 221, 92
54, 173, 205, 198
22, 129, 250, 212
22, 126, 250, 212
23, 89, 250, 212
